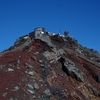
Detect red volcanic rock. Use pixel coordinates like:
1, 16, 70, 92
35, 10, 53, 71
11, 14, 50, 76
0, 32, 100, 100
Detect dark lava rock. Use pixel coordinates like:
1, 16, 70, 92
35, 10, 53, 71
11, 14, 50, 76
60, 57, 85, 82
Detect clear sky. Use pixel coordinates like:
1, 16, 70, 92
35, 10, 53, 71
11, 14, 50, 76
0, 0, 100, 52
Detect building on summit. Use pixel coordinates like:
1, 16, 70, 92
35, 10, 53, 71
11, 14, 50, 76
29, 27, 46, 39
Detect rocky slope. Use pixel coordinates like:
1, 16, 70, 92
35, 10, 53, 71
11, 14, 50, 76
0, 31, 100, 100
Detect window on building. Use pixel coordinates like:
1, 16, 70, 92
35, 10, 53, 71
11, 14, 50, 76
37, 33, 40, 37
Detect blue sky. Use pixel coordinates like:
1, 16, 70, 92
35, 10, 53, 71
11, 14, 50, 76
0, 0, 100, 52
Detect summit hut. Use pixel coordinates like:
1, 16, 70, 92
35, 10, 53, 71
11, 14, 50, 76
29, 27, 46, 40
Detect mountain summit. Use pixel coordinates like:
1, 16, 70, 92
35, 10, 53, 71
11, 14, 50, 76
0, 27, 100, 100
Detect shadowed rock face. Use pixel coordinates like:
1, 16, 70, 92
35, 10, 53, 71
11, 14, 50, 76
0, 32, 100, 100
59, 57, 85, 82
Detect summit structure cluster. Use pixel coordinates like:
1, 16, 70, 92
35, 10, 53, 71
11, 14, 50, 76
17, 27, 69, 41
